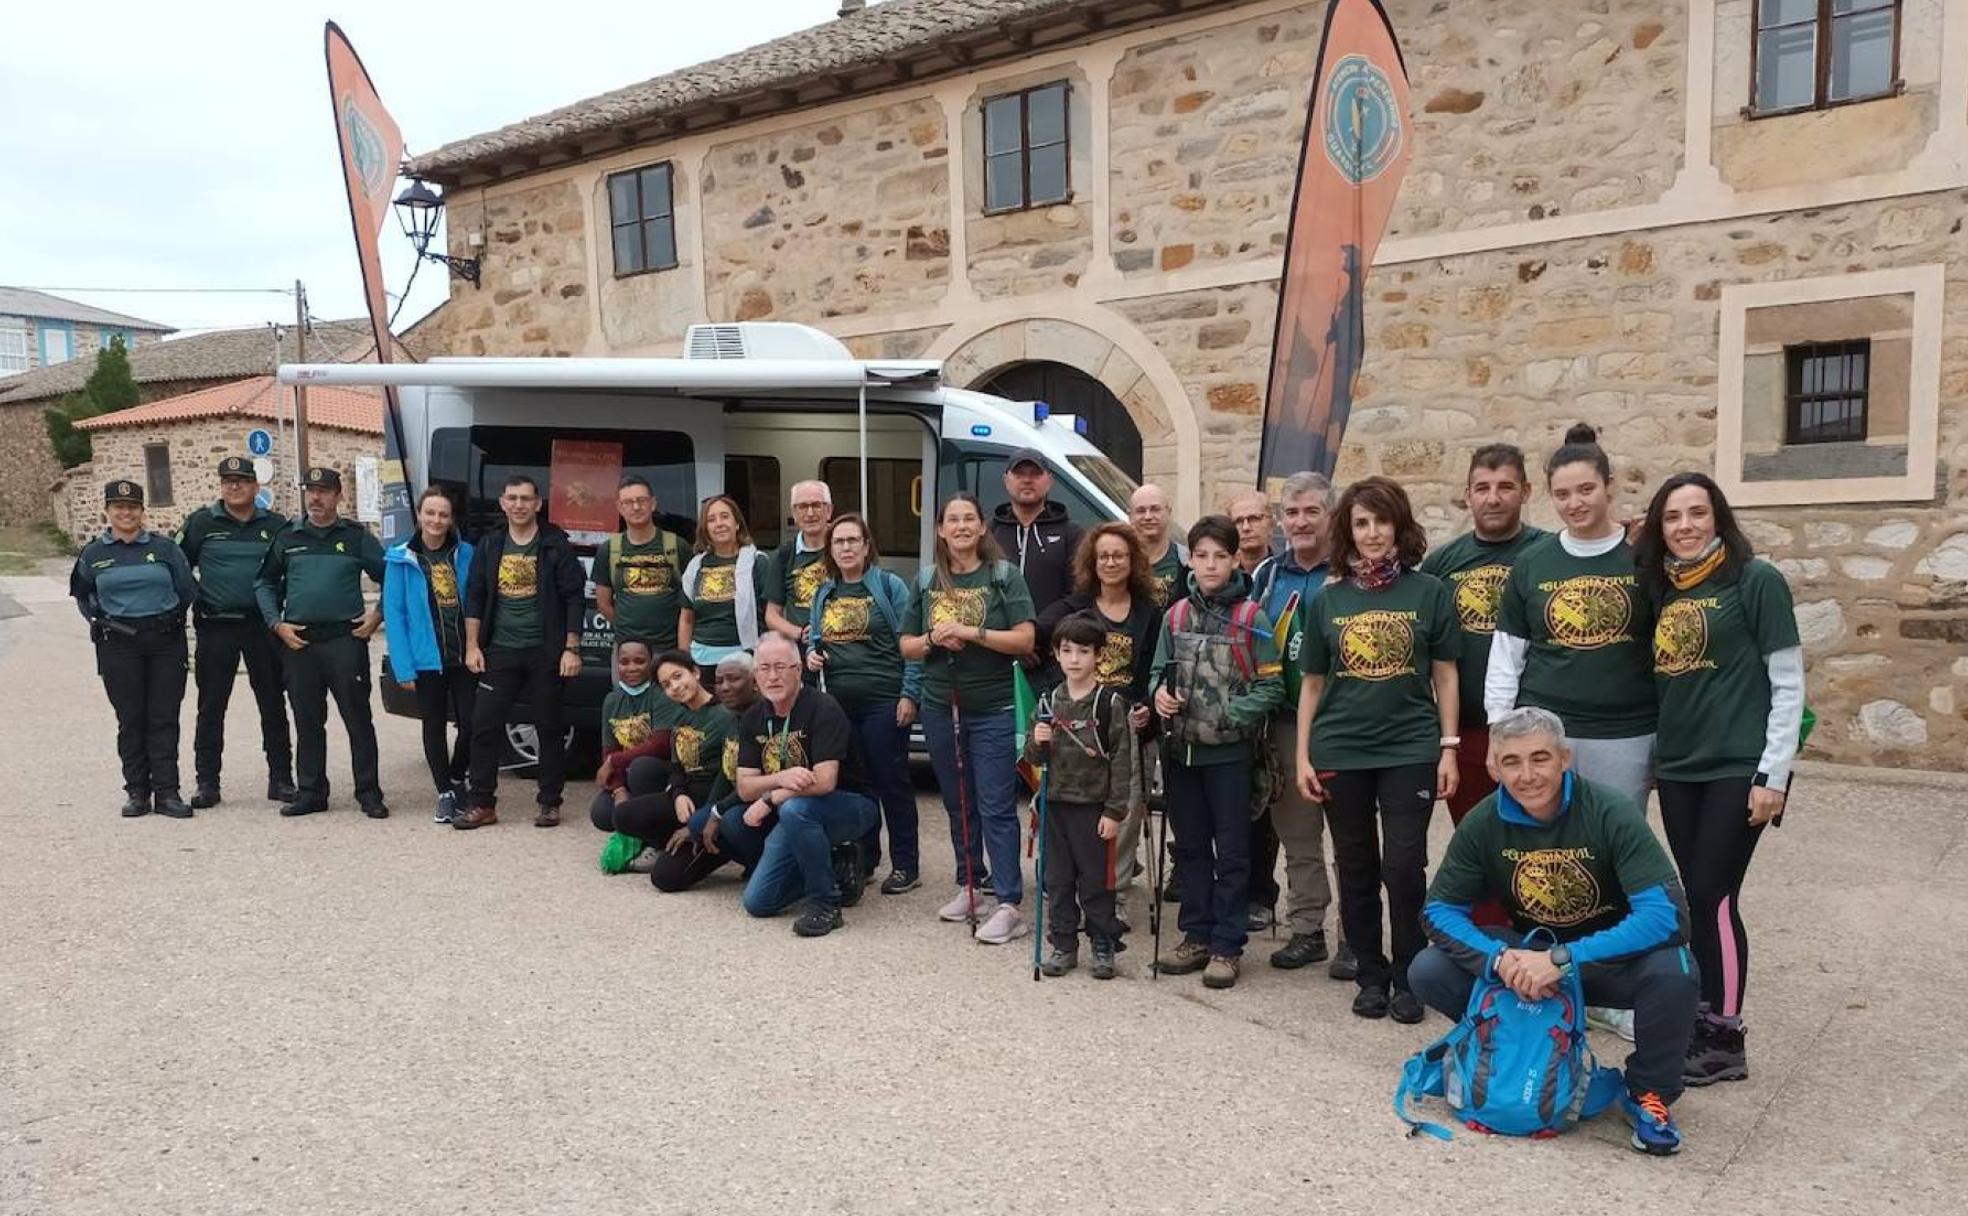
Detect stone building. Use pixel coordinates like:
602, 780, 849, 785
56, 377, 384, 544
401, 0, 1968, 770
0, 287, 171, 378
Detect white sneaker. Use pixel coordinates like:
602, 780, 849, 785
974, 902, 1029, 945
1587, 1006, 1637, 1042
937, 887, 994, 923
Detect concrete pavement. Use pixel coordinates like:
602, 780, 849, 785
1, 572, 1963, 1215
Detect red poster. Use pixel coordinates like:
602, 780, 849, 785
550, 440, 625, 533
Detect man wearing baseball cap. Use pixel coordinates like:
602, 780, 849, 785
254, 466, 389, 818
989, 448, 1083, 618
177, 457, 294, 809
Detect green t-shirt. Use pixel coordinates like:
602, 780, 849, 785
1427, 776, 1681, 947
1495, 536, 1656, 739
601, 683, 674, 752
817, 579, 903, 709
594, 529, 684, 649
771, 541, 830, 630
668, 698, 735, 805
489, 535, 544, 652
902, 563, 1037, 713
1419, 526, 1549, 728
1653, 560, 1798, 782
1148, 547, 1186, 608
1300, 572, 1461, 771
684, 552, 745, 649
420, 544, 465, 667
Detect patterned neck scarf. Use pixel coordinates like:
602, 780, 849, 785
1348, 553, 1403, 591
1665, 537, 1726, 591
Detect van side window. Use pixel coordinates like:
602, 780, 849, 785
430, 426, 696, 542
724, 455, 782, 549
821, 456, 919, 555
936, 442, 1111, 532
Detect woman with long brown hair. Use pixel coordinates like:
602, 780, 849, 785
900, 492, 1037, 943
1295, 476, 1461, 1023
677, 494, 766, 680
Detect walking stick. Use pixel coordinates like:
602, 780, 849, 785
1031, 698, 1053, 982
947, 652, 979, 935
1150, 670, 1176, 979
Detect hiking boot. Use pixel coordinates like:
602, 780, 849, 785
937, 887, 993, 923
1627, 1090, 1683, 1156
1203, 955, 1241, 989
1588, 1006, 1637, 1042
1269, 932, 1329, 970
360, 801, 390, 820
1682, 1020, 1749, 1087
153, 793, 194, 820
974, 903, 1028, 945
831, 842, 867, 908
189, 784, 221, 810
1155, 938, 1210, 975
279, 799, 328, 818
120, 795, 151, 818
1090, 937, 1119, 980
1352, 983, 1391, 1019
1246, 904, 1276, 933
1161, 869, 1183, 903
452, 805, 497, 830
434, 789, 460, 825
793, 901, 843, 938
266, 776, 299, 803
1328, 941, 1360, 982
879, 869, 921, 896
533, 805, 560, 828
1389, 988, 1425, 1025
1041, 944, 1078, 976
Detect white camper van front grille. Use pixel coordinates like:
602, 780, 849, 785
685, 325, 749, 360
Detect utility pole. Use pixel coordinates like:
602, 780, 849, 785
293, 279, 310, 491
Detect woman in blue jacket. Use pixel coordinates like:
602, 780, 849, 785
383, 486, 476, 823
807, 512, 924, 894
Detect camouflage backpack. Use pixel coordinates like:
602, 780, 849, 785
1164, 596, 1264, 751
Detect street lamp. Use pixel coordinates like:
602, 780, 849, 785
393, 181, 481, 286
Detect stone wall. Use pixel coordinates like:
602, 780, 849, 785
440, 179, 592, 357
702, 99, 951, 323
1109, 0, 1687, 280
0, 402, 63, 525
60, 419, 382, 544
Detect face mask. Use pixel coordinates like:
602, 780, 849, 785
617, 680, 648, 696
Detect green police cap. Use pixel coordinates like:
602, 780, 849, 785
305, 466, 343, 490
217, 456, 257, 480
104, 480, 144, 505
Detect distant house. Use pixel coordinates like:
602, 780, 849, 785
0, 287, 172, 378
54, 375, 386, 544
0, 317, 399, 525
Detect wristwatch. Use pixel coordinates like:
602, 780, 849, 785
1548, 943, 1573, 970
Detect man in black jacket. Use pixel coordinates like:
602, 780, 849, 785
990, 448, 1083, 617
454, 474, 585, 829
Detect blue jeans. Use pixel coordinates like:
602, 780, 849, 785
921, 705, 1022, 905
1166, 758, 1251, 958
742, 790, 879, 917
715, 803, 777, 875
847, 700, 919, 874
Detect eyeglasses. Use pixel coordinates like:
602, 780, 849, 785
618, 495, 653, 507
831, 535, 867, 546
1095, 552, 1130, 563
792, 501, 830, 511
755, 662, 801, 674
1232, 514, 1269, 528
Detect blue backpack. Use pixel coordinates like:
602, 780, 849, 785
1394, 932, 1627, 1140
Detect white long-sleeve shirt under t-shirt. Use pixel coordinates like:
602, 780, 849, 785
1482, 528, 1626, 722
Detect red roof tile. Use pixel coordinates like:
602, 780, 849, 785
76, 376, 383, 435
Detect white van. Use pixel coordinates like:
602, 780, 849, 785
278, 321, 1136, 759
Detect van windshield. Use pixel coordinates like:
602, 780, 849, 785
1067, 453, 1139, 513
430, 425, 698, 542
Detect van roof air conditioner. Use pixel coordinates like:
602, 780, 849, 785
684, 322, 855, 361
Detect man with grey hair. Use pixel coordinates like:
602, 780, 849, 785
1412, 706, 1699, 1156
1253, 472, 1350, 974
766, 479, 834, 647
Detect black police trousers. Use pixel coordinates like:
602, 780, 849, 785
96, 625, 188, 798
281, 631, 382, 808
192, 617, 292, 788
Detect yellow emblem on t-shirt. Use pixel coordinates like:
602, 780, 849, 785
428, 560, 459, 609
928, 587, 986, 629
1652, 598, 1714, 677
498, 553, 538, 600
695, 563, 736, 603
673, 725, 705, 773
1544, 576, 1632, 650
1096, 630, 1133, 686
610, 713, 650, 750
791, 559, 827, 609
1451, 565, 1509, 635
1337, 610, 1416, 682
1510, 849, 1606, 927
822, 594, 872, 644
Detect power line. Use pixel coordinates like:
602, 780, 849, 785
9, 285, 296, 296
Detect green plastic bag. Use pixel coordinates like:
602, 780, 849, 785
599, 831, 645, 875
1799, 705, 1816, 746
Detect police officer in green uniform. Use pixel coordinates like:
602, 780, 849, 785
70, 479, 196, 819
254, 466, 389, 818
178, 456, 295, 808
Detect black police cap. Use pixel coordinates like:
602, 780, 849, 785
104, 480, 143, 505
305, 466, 343, 490
217, 456, 257, 480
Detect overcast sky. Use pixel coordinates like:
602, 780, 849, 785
0, 0, 879, 341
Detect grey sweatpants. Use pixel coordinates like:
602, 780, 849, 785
1568, 733, 1656, 816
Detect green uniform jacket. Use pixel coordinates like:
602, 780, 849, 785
256, 515, 385, 631
179, 501, 287, 620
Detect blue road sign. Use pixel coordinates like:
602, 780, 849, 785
247, 428, 273, 456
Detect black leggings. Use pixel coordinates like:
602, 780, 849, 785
1321, 762, 1436, 991
412, 666, 475, 795
1657, 776, 1765, 1019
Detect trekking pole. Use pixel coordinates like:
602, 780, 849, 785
1151, 669, 1176, 979
1031, 699, 1053, 982
947, 651, 979, 936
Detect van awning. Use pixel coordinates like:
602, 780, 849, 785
274, 358, 942, 394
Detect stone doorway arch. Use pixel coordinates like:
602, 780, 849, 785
978, 361, 1142, 480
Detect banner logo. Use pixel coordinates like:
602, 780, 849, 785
341, 94, 390, 201
1323, 55, 1403, 185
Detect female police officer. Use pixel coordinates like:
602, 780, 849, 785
70, 479, 196, 819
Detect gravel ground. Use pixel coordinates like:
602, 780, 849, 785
2, 573, 1963, 1215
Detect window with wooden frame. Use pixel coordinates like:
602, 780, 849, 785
1751, 0, 1901, 116
607, 162, 678, 277
982, 81, 1071, 214
143, 442, 174, 508
1784, 340, 1871, 444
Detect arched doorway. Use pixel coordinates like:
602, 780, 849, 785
978, 360, 1144, 481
